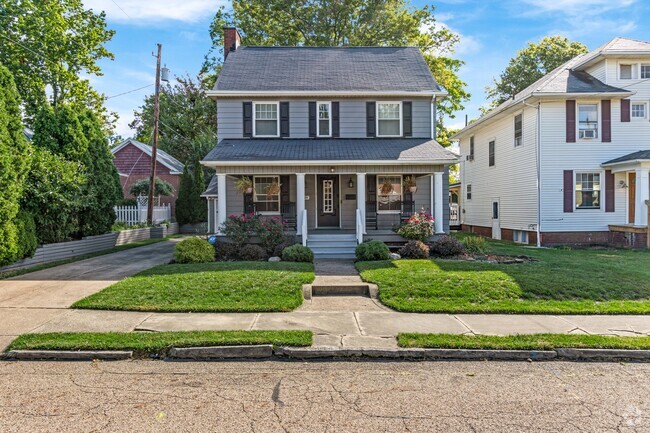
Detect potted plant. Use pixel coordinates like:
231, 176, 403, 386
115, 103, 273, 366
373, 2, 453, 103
265, 180, 281, 197
380, 178, 394, 195
403, 176, 417, 193
235, 176, 253, 194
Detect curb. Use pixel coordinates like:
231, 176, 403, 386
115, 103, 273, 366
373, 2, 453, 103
556, 348, 650, 361
168, 345, 273, 360
5, 350, 133, 361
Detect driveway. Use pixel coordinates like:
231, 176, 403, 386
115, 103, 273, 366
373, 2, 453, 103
0, 240, 176, 350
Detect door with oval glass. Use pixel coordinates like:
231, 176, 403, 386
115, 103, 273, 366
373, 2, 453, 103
317, 175, 339, 227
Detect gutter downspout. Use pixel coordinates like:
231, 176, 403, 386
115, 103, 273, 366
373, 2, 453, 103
523, 99, 542, 248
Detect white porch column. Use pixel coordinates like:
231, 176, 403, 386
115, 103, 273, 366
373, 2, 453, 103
216, 174, 227, 233
635, 169, 649, 226
434, 172, 444, 234
357, 173, 366, 233
296, 173, 306, 234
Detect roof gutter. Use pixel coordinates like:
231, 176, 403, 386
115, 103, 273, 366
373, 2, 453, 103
206, 90, 446, 99
200, 158, 458, 167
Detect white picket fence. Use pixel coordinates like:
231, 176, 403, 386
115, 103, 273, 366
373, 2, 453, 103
114, 203, 171, 226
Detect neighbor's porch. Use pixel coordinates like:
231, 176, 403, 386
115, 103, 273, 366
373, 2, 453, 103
204, 168, 448, 243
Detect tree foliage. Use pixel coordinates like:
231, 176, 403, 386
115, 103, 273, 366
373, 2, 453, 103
0, 0, 116, 129
202, 0, 469, 140
175, 166, 193, 225
175, 160, 207, 225
129, 177, 174, 197
130, 74, 217, 164
486, 36, 589, 107
0, 63, 31, 265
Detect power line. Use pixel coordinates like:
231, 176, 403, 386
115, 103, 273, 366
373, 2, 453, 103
110, 0, 130, 18
105, 84, 154, 99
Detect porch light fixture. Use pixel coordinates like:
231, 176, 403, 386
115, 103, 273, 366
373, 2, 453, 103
330, 167, 335, 173
348, 178, 354, 189
619, 180, 629, 189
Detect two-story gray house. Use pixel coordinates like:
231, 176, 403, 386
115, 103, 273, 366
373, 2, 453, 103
202, 28, 457, 257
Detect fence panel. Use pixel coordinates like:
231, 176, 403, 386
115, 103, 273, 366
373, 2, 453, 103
114, 204, 171, 226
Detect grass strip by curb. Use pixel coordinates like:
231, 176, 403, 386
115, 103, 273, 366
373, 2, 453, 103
397, 333, 650, 350
0, 237, 174, 280
8, 331, 313, 356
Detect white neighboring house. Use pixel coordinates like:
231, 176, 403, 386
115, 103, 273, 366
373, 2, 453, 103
453, 37, 650, 248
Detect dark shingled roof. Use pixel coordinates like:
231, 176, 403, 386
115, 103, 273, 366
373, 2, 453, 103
603, 150, 650, 165
215, 47, 442, 93
203, 138, 457, 163
201, 174, 219, 197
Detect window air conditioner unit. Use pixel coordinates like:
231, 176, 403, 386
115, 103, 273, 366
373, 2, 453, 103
580, 130, 597, 139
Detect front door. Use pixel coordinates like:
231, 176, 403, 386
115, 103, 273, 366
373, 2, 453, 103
629, 172, 636, 224
317, 175, 339, 228
491, 199, 501, 240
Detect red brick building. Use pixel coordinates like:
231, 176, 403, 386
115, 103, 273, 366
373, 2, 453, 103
111, 139, 184, 217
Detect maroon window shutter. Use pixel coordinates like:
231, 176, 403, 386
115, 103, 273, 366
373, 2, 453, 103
605, 170, 615, 212
621, 99, 631, 122
602, 100, 611, 142
566, 100, 576, 143
563, 170, 574, 213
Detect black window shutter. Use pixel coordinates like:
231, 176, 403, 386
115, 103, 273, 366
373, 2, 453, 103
332, 102, 340, 137
605, 170, 615, 212
308, 102, 317, 137
243, 102, 252, 137
280, 175, 290, 209
243, 175, 254, 213
621, 99, 631, 122
602, 100, 611, 142
563, 170, 574, 213
280, 102, 290, 137
566, 100, 576, 143
403, 101, 412, 137
366, 101, 376, 137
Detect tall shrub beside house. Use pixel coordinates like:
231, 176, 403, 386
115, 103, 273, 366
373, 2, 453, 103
0, 64, 32, 265
176, 158, 207, 225
175, 165, 193, 224
190, 156, 207, 221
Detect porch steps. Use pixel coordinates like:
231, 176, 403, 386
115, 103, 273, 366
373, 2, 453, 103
307, 234, 357, 259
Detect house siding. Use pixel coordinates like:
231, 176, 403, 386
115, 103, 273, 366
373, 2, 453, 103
217, 98, 433, 141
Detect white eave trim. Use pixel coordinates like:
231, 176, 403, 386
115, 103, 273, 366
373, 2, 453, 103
601, 159, 650, 168
531, 91, 634, 97
200, 159, 458, 167
207, 90, 446, 99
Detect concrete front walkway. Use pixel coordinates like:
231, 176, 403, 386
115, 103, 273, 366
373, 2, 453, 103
0, 240, 177, 350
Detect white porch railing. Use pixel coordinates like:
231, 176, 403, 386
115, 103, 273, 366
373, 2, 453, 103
356, 208, 364, 244
450, 203, 460, 226
301, 209, 308, 246
114, 203, 171, 226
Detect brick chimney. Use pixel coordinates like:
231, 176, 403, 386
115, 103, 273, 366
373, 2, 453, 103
224, 27, 241, 60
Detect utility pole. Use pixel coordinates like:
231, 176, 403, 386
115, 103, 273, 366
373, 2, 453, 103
147, 43, 163, 225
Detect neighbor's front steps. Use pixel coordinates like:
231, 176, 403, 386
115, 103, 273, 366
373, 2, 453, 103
307, 234, 358, 259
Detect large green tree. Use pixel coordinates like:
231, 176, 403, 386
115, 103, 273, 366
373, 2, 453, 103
130, 74, 217, 164
486, 36, 589, 107
0, 64, 31, 265
202, 0, 469, 145
0, 0, 115, 129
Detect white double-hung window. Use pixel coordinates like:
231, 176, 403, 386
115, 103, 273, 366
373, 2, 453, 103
578, 104, 598, 139
377, 175, 402, 213
253, 102, 279, 137
253, 176, 280, 213
377, 102, 402, 137
575, 172, 601, 210
317, 102, 331, 137
631, 102, 647, 119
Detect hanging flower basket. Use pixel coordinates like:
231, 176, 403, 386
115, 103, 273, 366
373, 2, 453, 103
403, 176, 417, 193
235, 176, 254, 195
380, 179, 394, 195
265, 181, 281, 197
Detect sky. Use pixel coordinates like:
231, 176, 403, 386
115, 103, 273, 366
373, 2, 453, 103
84, 0, 650, 138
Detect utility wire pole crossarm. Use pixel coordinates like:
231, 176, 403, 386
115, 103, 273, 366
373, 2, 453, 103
147, 43, 164, 225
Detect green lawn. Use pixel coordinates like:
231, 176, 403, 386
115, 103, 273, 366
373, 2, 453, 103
8, 330, 312, 356
73, 261, 314, 312
357, 238, 650, 314
398, 333, 650, 350
0, 237, 172, 280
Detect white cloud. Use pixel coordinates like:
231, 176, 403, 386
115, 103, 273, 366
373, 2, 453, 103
521, 0, 635, 15
83, 0, 227, 23
421, 20, 482, 57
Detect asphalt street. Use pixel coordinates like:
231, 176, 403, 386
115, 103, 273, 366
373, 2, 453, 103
0, 360, 648, 432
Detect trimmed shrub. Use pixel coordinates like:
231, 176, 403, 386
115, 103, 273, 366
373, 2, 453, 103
257, 217, 285, 255
219, 214, 257, 248
15, 209, 38, 260
282, 244, 314, 263
355, 240, 390, 261
273, 236, 298, 257
214, 241, 239, 261
399, 240, 429, 259
174, 237, 214, 264
429, 236, 465, 257
461, 236, 487, 255
396, 211, 434, 242
240, 244, 268, 261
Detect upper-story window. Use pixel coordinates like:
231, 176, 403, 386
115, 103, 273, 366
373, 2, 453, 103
578, 104, 598, 139
253, 102, 279, 137
488, 140, 495, 167
632, 102, 647, 120
642, 64, 650, 79
619, 64, 638, 80
318, 102, 331, 137
514, 113, 523, 147
377, 102, 402, 137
